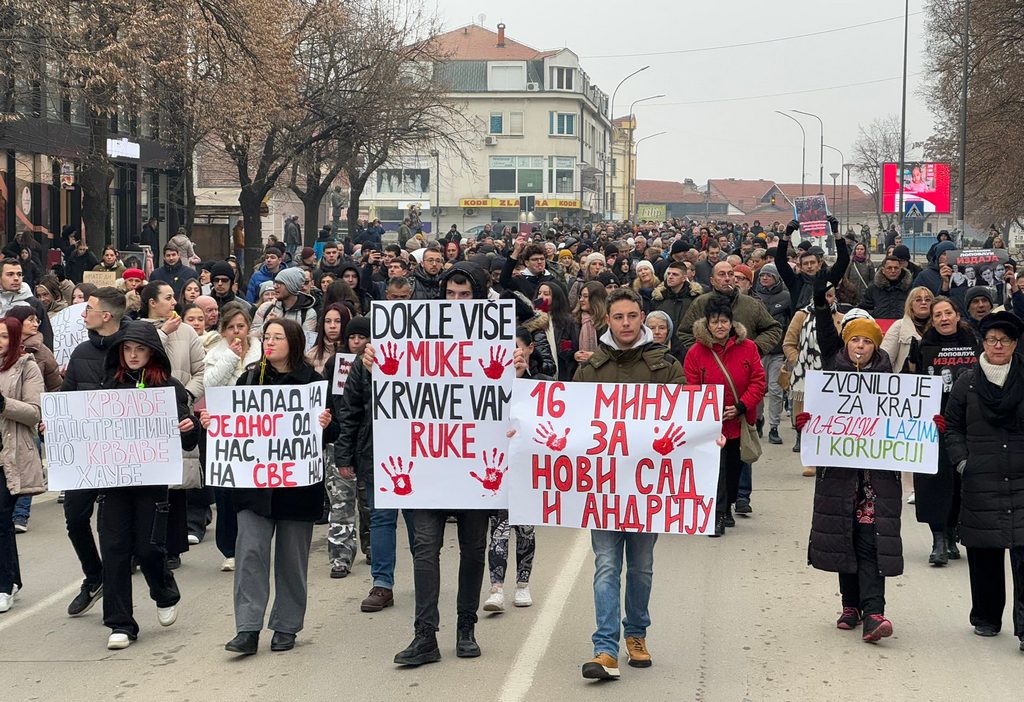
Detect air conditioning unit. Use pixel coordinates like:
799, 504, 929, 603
526, 82, 540, 92
464, 208, 477, 217
484, 136, 499, 146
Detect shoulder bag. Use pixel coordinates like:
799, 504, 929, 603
709, 351, 763, 463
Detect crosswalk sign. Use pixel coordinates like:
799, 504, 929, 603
905, 202, 923, 218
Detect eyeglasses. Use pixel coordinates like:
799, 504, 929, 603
983, 337, 1015, 347
83, 305, 108, 316
212, 277, 231, 284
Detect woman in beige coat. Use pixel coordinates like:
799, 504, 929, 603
879, 287, 935, 374
0, 317, 44, 612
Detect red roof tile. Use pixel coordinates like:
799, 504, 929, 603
430, 24, 545, 61
636, 179, 726, 204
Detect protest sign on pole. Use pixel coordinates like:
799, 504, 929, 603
801, 370, 941, 474
794, 194, 829, 236
332, 353, 357, 395
51, 302, 88, 370
205, 381, 328, 488
42, 387, 184, 490
507, 379, 723, 534
371, 299, 516, 509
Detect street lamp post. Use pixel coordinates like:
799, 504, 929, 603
775, 111, 806, 196
605, 65, 650, 219
829, 172, 840, 215
843, 162, 855, 235
429, 149, 439, 239
633, 131, 667, 219
956, 0, 971, 241
792, 109, 824, 193
626, 94, 665, 219
898, 0, 910, 230
823, 143, 846, 227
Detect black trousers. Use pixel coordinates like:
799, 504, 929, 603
838, 523, 886, 616
98, 486, 180, 637
213, 488, 237, 559
966, 546, 1024, 638
185, 487, 214, 539
410, 509, 488, 633
64, 488, 103, 586
717, 438, 742, 516
0, 469, 20, 595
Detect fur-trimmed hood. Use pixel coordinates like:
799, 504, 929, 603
873, 266, 913, 292
651, 280, 703, 302
522, 310, 551, 333
692, 318, 749, 348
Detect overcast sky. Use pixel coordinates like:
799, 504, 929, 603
434, 0, 932, 189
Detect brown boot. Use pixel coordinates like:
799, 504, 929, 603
625, 636, 652, 668
802, 466, 816, 477
360, 587, 394, 612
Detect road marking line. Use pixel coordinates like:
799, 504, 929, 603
498, 528, 592, 702
0, 580, 81, 634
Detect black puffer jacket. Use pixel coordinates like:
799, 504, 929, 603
861, 268, 913, 320
333, 354, 374, 479
807, 306, 903, 577
61, 320, 128, 391
752, 265, 791, 355
650, 280, 704, 360
230, 361, 340, 521
944, 361, 1024, 549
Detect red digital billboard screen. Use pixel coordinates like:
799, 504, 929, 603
882, 162, 951, 214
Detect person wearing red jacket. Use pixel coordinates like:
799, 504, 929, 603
684, 297, 766, 536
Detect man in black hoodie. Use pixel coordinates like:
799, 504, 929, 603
774, 217, 849, 311
393, 261, 491, 667
411, 246, 444, 300
209, 261, 252, 313
61, 287, 128, 618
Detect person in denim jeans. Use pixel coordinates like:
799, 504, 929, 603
574, 288, 687, 680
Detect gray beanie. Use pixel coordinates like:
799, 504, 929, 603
275, 267, 306, 295
258, 280, 276, 298
759, 263, 780, 284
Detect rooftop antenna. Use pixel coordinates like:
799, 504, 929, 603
478, 14, 486, 26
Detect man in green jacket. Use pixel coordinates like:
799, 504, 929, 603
675, 261, 782, 356
574, 288, 685, 681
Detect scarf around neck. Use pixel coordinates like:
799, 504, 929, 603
976, 354, 1022, 423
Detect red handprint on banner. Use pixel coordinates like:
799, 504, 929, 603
534, 421, 570, 451
470, 448, 507, 494
478, 346, 512, 379
379, 456, 414, 495
374, 341, 404, 375
652, 423, 687, 456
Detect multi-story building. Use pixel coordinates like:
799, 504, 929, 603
360, 23, 612, 233
608, 116, 635, 221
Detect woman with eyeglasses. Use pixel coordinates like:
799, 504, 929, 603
944, 311, 1024, 649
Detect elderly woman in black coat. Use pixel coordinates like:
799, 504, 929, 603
795, 273, 903, 644
944, 311, 1024, 649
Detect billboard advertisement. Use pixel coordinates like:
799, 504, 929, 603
882, 162, 951, 214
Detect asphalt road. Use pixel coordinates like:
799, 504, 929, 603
3, 437, 1023, 701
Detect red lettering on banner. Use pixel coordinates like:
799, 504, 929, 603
621, 497, 644, 532
695, 386, 720, 422
542, 491, 561, 523
406, 340, 471, 378
645, 495, 663, 531
209, 413, 283, 438
252, 462, 296, 488
410, 421, 476, 458
587, 420, 629, 456
532, 454, 617, 492
635, 458, 654, 494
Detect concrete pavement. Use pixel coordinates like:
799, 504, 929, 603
3, 437, 1024, 701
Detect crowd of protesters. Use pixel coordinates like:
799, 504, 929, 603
2, 213, 1024, 680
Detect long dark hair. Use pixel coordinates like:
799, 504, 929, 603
0, 317, 23, 372
541, 282, 573, 332
313, 303, 351, 357
261, 318, 308, 374
323, 280, 361, 316
140, 281, 171, 317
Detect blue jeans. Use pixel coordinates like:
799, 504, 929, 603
366, 481, 414, 590
13, 495, 31, 525
591, 530, 658, 657
738, 462, 752, 502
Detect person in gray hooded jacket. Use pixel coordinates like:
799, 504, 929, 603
752, 264, 791, 445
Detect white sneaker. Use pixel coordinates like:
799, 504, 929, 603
157, 605, 177, 627
514, 583, 533, 607
907, 491, 916, 505
187, 534, 200, 545
0, 592, 12, 613
13, 522, 27, 533
483, 586, 505, 612
107, 633, 131, 650
220, 557, 235, 572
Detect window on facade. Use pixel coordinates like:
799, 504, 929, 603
551, 67, 574, 91
518, 169, 543, 193
490, 64, 526, 91
508, 112, 524, 135
376, 168, 430, 194
549, 157, 575, 194
549, 112, 576, 136
489, 156, 516, 193
489, 112, 503, 135
489, 156, 548, 194
611, 157, 617, 177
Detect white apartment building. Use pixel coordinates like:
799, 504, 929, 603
360, 23, 612, 234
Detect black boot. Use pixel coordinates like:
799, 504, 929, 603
946, 527, 961, 559
394, 628, 441, 666
756, 417, 764, 438
929, 530, 948, 566
456, 625, 481, 658
225, 631, 259, 655
792, 429, 802, 453
768, 427, 783, 445
709, 515, 725, 538
723, 503, 736, 528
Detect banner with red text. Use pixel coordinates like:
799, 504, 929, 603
507, 379, 723, 534
371, 299, 516, 508
205, 382, 328, 488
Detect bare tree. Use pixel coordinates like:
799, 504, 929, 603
851, 115, 903, 232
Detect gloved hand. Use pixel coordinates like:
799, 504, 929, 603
795, 412, 811, 432
812, 268, 830, 307
933, 414, 947, 433
827, 215, 840, 235
785, 220, 800, 238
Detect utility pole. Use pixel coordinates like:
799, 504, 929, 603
897, 0, 910, 230
956, 0, 971, 242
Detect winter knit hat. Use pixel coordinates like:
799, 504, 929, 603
635, 260, 655, 277
123, 268, 145, 281
670, 239, 689, 255
758, 263, 780, 284
210, 261, 235, 282
345, 316, 370, 341
733, 264, 753, 283
964, 286, 995, 308
842, 317, 883, 348
258, 280, 276, 298
275, 267, 306, 295
584, 252, 606, 267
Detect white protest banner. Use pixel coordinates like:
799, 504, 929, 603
42, 387, 183, 490
205, 381, 328, 488
371, 299, 516, 508
82, 270, 117, 287
51, 302, 88, 370
801, 370, 941, 474
333, 353, 357, 395
507, 379, 723, 534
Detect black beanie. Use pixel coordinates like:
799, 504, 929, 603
211, 261, 235, 282
346, 316, 370, 340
